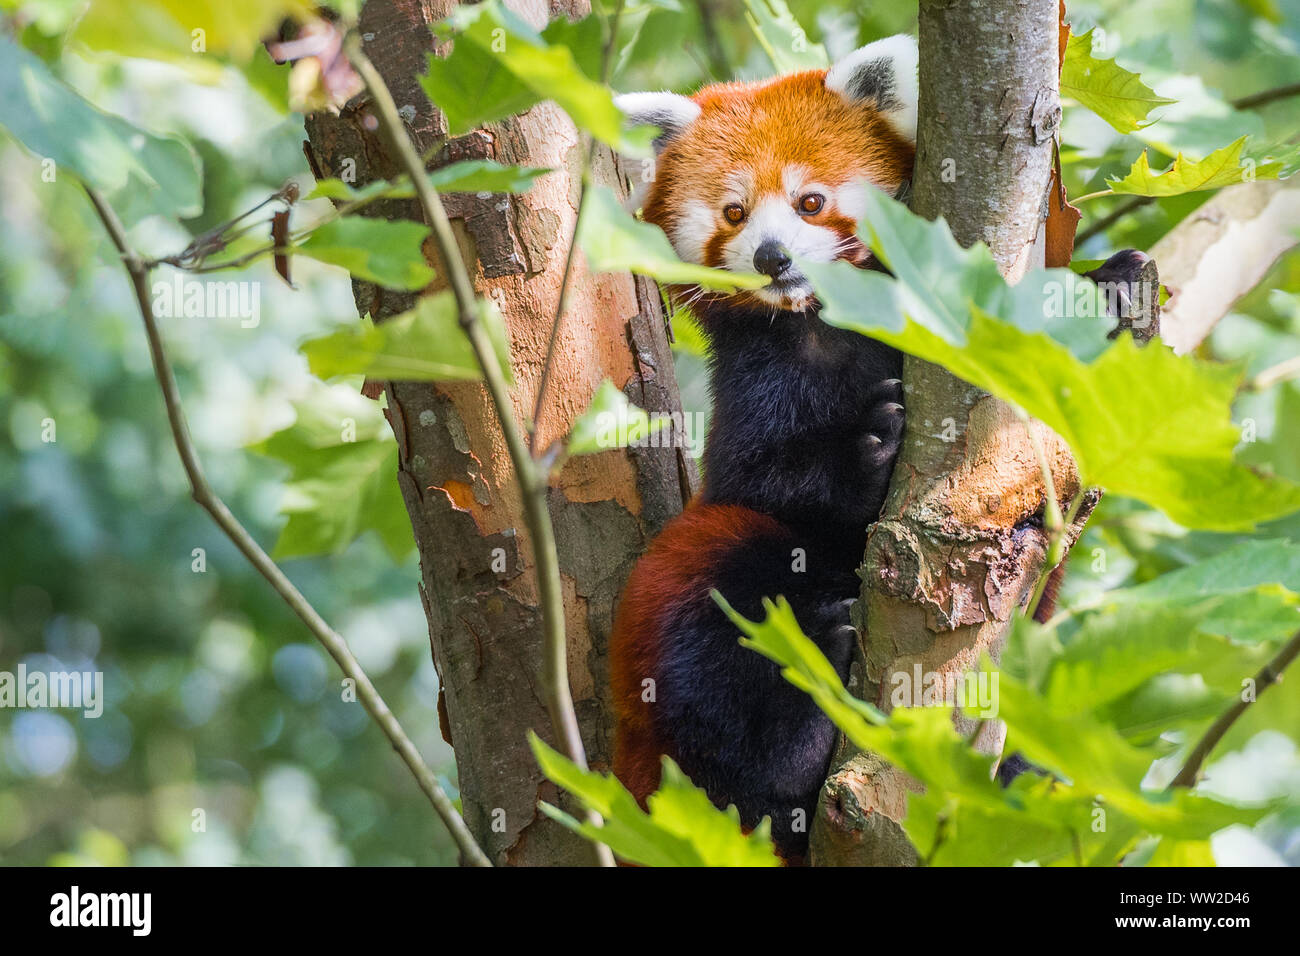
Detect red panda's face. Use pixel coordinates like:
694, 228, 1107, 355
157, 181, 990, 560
618, 36, 918, 313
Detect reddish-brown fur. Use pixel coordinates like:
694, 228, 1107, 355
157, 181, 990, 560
610, 502, 786, 802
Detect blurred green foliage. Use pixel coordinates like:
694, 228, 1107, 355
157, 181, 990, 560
0, 0, 458, 864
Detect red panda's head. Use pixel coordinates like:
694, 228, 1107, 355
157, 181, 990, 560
617, 35, 918, 313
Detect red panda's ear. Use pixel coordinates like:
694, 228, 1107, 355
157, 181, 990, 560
825, 34, 919, 144
614, 91, 701, 154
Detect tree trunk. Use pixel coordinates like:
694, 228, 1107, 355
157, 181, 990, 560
811, 0, 1094, 866
303, 0, 693, 866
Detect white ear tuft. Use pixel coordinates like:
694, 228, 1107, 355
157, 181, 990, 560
825, 34, 919, 143
615, 91, 701, 153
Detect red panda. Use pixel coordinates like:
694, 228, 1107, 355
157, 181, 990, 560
609, 35, 1150, 862
608, 36, 918, 863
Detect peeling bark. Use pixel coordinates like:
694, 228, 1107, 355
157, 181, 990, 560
304, 0, 693, 865
810, 0, 1087, 866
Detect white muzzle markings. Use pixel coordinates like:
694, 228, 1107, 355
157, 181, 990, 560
723, 199, 843, 311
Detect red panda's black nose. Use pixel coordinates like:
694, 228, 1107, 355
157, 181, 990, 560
753, 241, 792, 279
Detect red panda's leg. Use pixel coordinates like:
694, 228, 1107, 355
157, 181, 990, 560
610, 503, 860, 861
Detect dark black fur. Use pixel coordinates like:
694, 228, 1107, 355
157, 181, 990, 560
700, 305, 905, 530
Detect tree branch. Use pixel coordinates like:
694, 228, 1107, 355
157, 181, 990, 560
1246, 353, 1300, 392
1169, 628, 1300, 788
344, 36, 615, 867
83, 185, 492, 868
1151, 178, 1300, 354
1076, 195, 1151, 244
1231, 81, 1300, 111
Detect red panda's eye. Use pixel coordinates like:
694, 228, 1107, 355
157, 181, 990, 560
798, 193, 825, 215
723, 203, 745, 225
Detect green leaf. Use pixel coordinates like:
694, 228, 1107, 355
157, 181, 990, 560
72, 0, 315, 64
579, 186, 769, 291
299, 292, 512, 384
1129, 75, 1265, 162
1023, 545, 1300, 745
528, 733, 781, 866
742, 0, 828, 74
1097, 676, 1225, 746
803, 190, 1300, 531
306, 179, 396, 203
0, 35, 202, 220
995, 675, 1270, 841
668, 307, 710, 358
421, 2, 649, 153
566, 380, 667, 455
295, 217, 436, 291
1006, 604, 1276, 747
1147, 838, 1216, 866
1087, 540, 1300, 644
251, 384, 414, 562
1060, 30, 1175, 134
427, 159, 550, 193
718, 595, 1104, 865
307, 160, 550, 202
1040, 609, 1265, 712
723, 595, 1269, 861
1108, 136, 1284, 197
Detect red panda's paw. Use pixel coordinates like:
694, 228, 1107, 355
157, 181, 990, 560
1083, 249, 1160, 343
858, 376, 904, 520
805, 596, 858, 678
862, 377, 905, 471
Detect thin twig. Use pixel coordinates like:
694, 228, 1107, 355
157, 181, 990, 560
148, 168, 437, 273
529, 0, 626, 448
1169, 628, 1300, 788
345, 36, 615, 867
921, 807, 951, 866
1245, 353, 1300, 392
83, 185, 491, 868
145, 183, 298, 269
1018, 410, 1087, 620
1232, 81, 1300, 111
1076, 195, 1152, 244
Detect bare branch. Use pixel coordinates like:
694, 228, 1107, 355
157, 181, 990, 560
1076, 195, 1151, 244
1169, 628, 1300, 788
1247, 354, 1300, 393
1150, 178, 1300, 354
83, 185, 492, 868
1232, 81, 1300, 111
